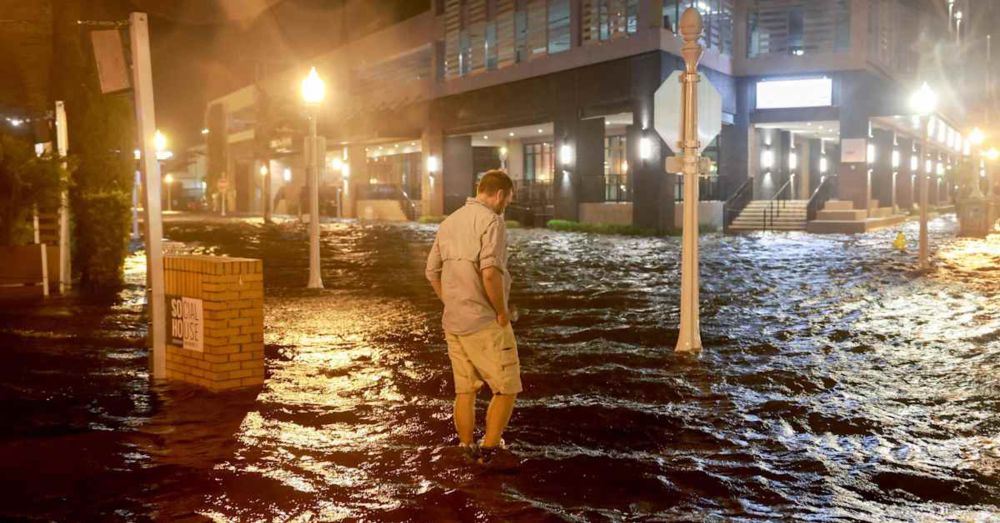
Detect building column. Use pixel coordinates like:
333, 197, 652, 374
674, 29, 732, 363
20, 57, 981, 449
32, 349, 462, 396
443, 135, 473, 215
345, 144, 366, 218
871, 128, 894, 211
577, 117, 605, 204
630, 123, 672, 232
553, 116, 579, 221
421, 127, 444, 217
896, 137, 915, 211
797, 138, 812, 200
837, 110, 871, 212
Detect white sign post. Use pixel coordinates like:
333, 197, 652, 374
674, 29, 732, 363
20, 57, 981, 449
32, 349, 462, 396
55, 101, 71, 293
130, 12, 167, 379
653, 8, 720, 354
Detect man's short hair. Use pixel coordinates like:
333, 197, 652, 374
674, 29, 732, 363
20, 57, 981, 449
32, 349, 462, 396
477, 169, 514, 196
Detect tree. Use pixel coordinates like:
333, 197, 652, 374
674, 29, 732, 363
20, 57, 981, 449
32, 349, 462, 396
51, 0, 134, 293
0, 133, 66, 245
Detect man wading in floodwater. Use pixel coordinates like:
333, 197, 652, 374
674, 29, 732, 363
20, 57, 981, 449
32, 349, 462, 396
426, 169, 521, 469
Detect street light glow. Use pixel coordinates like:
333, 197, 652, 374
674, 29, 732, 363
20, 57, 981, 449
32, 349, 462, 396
639, 137, 652, 160
331, 157, 344, 171
154, 130, 167, 152
986, 147, 1000, 161
164, 173, 174, 184
909, 83, 937, 115
301, 67, 325, 105
969, 127, 985, 145
259, 164, 268, 176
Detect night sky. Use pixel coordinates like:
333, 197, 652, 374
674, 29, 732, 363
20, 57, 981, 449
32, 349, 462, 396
137, 0, 347, 151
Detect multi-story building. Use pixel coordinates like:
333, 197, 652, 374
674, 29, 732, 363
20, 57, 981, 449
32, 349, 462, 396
205, 0, 979, 232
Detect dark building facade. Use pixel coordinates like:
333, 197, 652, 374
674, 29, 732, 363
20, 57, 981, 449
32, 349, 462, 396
206, 0, 978, 232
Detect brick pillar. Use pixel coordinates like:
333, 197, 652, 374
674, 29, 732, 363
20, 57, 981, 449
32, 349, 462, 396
163, 255, 265, 391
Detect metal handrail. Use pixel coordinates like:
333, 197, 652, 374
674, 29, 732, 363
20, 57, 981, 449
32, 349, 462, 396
806, 175, 835, 222
763, 177, 794, 232
722, 177, 754, 234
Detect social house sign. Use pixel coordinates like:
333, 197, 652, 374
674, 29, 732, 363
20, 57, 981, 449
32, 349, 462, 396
166, 295, 203, 352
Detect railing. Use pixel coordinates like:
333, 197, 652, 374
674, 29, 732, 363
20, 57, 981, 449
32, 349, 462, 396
722, 177, 753, 234
762, 177, 794, 232
356, 183, 418, 220
806, 175, 836, 222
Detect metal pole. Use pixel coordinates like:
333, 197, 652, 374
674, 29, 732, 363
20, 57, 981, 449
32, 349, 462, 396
55, 101, 70, 293
130, 12, 167, 379
131, 170, 140, 241
919, 116, 929, 269
676, 8, 703, 353
33, 206, 49, 298
307, 115, 323, 289
264, 160, 273, 223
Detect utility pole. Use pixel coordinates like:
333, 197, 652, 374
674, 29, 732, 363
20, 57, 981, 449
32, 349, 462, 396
130, 12, 167, 379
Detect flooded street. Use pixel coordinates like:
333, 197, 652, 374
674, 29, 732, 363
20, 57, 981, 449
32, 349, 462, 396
2, 216, 999, 520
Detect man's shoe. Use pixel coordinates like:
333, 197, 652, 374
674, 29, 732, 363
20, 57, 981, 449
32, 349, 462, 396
476, 445, 521, 472
459, 442, 480, 464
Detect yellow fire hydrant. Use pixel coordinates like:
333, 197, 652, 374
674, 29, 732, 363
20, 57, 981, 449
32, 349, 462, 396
893, 231, 907, 252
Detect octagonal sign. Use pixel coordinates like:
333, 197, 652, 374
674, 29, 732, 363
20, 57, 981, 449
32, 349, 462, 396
654, 70, 722, 155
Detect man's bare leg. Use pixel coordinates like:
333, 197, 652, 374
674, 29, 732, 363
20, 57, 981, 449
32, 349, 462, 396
454, 392, 476, 445
482, 393, 516, 448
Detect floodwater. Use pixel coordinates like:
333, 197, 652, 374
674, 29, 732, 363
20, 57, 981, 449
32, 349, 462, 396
1, 214, 998, 521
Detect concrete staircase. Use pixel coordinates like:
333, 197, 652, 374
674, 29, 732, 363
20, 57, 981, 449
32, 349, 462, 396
729, 200, 808, 232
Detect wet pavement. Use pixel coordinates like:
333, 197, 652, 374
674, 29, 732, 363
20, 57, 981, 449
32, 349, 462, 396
1, 214, 999, 521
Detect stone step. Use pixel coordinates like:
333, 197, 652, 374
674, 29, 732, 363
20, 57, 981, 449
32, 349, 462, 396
823, 200, 855, 211
816, 210, 868, 221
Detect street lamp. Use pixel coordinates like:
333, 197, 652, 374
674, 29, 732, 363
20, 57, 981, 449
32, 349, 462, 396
301, 66, 325, 289
163, 173, 174, 212
909, 82, 937, 270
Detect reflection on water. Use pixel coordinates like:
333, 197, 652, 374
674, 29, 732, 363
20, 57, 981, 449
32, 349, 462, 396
1, 214, 998, 520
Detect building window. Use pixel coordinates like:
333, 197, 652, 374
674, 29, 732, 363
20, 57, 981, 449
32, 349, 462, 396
582, 0, 639, 44
748, 0, 850, 58
524, 142, 554, 183
604, 135, 630, 202
547, 0, 571, 54
663, 0, 733, 56
485, 21, 498, 69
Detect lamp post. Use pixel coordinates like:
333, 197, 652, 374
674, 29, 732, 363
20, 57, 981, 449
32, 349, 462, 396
987, 147, 999, 227
154, 130, 173, 212
302, 66, 325, 289
676, 8, 705, 353
909, 83, 937, 270
164, 173, 174, 211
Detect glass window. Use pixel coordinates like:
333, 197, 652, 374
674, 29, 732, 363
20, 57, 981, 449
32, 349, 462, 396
486, 21, 498, 69
524, 142, 554, 183
548, 0, 571, 54
459, 29, 471, 75
515, 8, 528, 62
604, 135, 630, 202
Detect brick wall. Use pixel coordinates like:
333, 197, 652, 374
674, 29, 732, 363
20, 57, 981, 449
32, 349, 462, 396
163, 255, 264, 390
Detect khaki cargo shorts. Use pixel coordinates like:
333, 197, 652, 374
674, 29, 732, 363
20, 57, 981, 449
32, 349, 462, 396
445, 322, 522, 395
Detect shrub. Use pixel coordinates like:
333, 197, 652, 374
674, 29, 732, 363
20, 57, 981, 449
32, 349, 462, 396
546, 219, 657, 236
418, 215, 446, 224
0, 134, 66, 245
505, 220, 522, 229
73, 190, 130, 293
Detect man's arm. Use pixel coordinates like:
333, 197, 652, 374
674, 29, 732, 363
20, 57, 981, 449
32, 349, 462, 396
425, 237, 444, 303
482, 267, 508, 326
